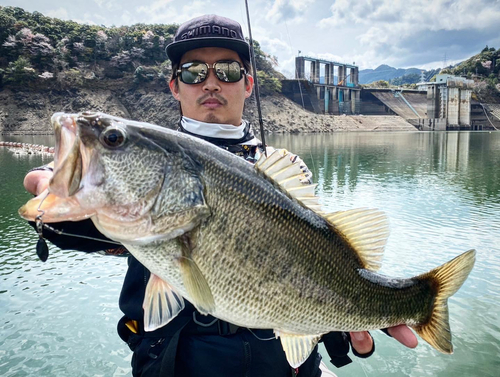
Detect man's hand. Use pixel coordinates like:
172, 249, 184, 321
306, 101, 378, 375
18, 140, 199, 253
350, 325, 418, 355
24, 170, 52, 195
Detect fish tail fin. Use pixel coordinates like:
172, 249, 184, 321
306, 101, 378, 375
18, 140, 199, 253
413, 249, 476, 354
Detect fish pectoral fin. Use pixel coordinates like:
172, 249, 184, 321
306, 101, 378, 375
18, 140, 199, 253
413, 249, 476, 354
177, 256, 215, 315
325, 208, 389, 271
177, 233, 215, 315
277, 331, 323, 368
143, 273, 185, 332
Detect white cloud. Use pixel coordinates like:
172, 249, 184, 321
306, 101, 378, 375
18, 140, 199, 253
45, 7, 70, 20
10, 0, 499, 71
135, 0, 211, 25
45, 7, 98, 25
317, 0, 500, 68
266, 0, 316, 23
320, 0, 500, 34
136, 0, 174, 14
259, 36, 293, 56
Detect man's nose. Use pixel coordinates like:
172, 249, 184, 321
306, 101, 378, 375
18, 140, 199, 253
202, 69, 221, 92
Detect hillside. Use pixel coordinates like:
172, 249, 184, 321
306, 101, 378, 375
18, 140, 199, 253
0, 6, 419, 135
441, 46, 500, 101
0, 76, 417, 135
0, 6, 283, 94
359, 64, 440, 85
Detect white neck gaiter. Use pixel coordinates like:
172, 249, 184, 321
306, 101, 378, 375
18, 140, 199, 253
181, 116, 248, 139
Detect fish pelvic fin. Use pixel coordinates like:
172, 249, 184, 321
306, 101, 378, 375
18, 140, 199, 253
276, 331, 322, 368
413, 249, 476, 354
326, 208, 389, 271
143, 274, 185, 332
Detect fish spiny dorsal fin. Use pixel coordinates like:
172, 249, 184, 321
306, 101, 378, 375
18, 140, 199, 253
326, 208, 389, 271
256, 150, 389, 271
255, 149, 320, 204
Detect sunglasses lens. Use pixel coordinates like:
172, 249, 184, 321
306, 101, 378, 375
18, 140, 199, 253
179, 61, 243, 84
215, 61, 242, 83
181, 62, 207, 84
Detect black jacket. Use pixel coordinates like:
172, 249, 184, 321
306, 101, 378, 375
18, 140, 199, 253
30, 124, 368, 376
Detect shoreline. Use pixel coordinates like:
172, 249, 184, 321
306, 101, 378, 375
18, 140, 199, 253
0, 87, 418, 135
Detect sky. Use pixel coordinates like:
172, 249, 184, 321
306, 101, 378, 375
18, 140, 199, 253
2, 0, 500, 78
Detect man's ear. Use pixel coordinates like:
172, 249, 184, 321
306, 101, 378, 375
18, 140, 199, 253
169, 79, 181, 100
245, 74, 254, 99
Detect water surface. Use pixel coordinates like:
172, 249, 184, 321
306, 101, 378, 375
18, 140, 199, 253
1, 131, 499, 376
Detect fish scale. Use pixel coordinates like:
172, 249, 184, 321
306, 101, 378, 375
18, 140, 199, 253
185, 152, 418, 333
19, 112, 476, 368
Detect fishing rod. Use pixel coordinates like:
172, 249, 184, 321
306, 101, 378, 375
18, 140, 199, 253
244, 0, 267, 156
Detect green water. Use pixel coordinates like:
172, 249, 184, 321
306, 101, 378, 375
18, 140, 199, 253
1, 131, 499, 376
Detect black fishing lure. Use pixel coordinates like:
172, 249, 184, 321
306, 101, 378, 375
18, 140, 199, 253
35, 215, 49, 262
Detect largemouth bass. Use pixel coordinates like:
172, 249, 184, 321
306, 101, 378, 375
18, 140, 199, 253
19, 112, 475, 367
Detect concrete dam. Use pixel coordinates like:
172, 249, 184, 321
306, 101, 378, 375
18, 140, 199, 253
281, 56, 499, 131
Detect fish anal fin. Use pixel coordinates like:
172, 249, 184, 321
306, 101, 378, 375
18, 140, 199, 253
325, 208, 389, 271
143, 273, 185, 332
177, 234, 215, 315
277, 331, 322, 368
413, 249, 476, 354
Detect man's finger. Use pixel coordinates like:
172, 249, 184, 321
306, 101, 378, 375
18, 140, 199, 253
387, 325, 418, 348
349, 331, 373, 355
24, 171, 52, 195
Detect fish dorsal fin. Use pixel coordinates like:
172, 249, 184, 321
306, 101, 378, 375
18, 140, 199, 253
143, 273, 185, 332
276, 331, 323, 368
256, 149, 389, 271
255, 149, 319, 204
326, 208, 389, 271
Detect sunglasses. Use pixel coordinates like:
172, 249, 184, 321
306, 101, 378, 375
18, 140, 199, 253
177, 60, 246, 84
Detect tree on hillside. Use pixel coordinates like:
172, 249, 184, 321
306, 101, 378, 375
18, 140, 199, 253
0, 6, 282, 94
391, 73, 420, 86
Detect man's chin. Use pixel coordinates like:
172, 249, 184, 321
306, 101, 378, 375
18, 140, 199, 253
203, 113, 222, 124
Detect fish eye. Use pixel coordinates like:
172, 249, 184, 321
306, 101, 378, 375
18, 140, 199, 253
100, 126, 127, 148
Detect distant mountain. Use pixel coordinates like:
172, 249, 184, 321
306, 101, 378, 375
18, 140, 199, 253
359, 64, 433, 84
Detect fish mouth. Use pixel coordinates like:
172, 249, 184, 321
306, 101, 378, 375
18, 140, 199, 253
19, 113, 95, 223
50, 113, 83, 198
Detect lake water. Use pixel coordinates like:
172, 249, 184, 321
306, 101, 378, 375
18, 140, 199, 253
1, 131, 499, 377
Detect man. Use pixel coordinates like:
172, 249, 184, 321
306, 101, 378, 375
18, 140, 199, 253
24, 14, 417, 377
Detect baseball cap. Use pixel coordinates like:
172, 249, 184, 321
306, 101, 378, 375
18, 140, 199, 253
166, 14, 251, 64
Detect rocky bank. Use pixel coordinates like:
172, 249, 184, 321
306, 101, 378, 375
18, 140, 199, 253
0, 80, 417, 135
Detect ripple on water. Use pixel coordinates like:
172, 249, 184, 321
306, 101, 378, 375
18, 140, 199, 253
2, 132, 500, 377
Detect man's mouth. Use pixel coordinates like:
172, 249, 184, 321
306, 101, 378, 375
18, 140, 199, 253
201, 98, 223, 109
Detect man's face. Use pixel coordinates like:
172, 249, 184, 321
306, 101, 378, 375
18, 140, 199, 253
170, 47, 254, 126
